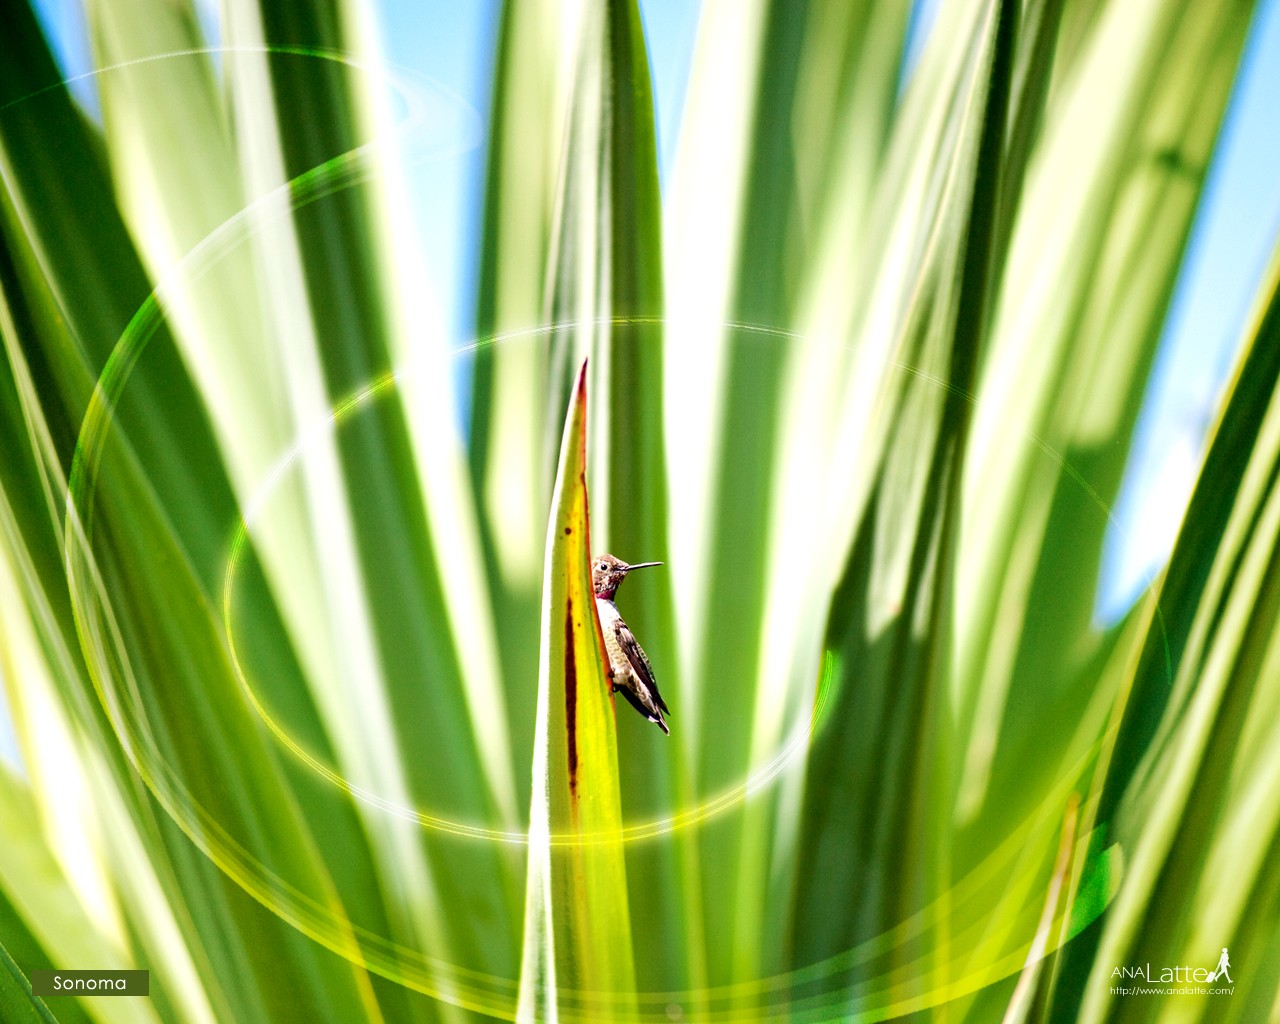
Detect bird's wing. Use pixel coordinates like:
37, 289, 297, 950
612, 618, 668, 715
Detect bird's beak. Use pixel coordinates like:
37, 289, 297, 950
623, 561, 663, 572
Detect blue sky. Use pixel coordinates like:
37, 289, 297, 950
1099, 0, 1280, 617
5, 0, 1280, 768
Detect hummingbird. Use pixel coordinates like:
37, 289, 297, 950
592, 554, 669, 735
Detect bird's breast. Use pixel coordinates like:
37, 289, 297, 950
595, 597, 620, 626
595, 599, 625, 664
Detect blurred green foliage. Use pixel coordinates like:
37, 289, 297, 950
1, 0, 1278, 1021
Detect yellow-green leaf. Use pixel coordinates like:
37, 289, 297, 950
518, 360, 636, 1022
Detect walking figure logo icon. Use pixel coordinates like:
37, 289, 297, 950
1210, 947, 1232, 983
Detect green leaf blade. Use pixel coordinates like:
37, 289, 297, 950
519, 360, 636, 1022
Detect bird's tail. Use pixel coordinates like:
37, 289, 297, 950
617, 686, 671, 736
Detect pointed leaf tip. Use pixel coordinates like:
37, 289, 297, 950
519, 363, 635, 1013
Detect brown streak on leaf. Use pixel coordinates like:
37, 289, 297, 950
564, 596, 579, 799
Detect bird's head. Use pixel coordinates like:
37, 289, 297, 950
591, 554, 662, 599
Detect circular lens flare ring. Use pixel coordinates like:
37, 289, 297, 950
67, 295, 1161, 1016
220, 321, 829, 845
